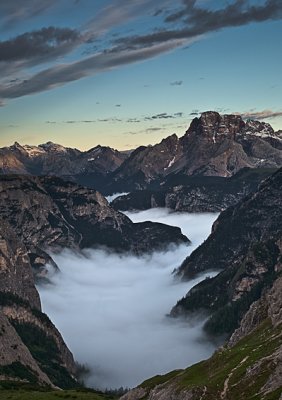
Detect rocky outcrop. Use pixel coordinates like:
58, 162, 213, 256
170, 168, 282, 337
111, 168, 276, 212
106, 134, 181, 193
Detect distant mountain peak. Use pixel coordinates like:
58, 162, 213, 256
186, 111, 278, 140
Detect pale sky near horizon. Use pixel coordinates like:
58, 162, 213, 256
0, 0, 281, 151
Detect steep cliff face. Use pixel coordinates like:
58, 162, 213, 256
0, 222, 40, 310
0, 220, 78, 388
177, 112, 281, 177
170, 168, 281, 337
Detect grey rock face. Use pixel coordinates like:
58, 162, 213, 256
0, 221, 41, 310
0, 219, 77, 387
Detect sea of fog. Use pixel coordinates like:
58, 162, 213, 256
38, 208, 219, 390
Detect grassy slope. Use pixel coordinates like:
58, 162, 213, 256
0, 384, 117, 400
139, 318, 282, 399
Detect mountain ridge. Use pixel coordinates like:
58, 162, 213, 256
1, 112, 282, 195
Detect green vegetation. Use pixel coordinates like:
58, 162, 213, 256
139, 318, 282, 400
12, 323, 77, 389
0, 382, 116, 400
0, 362, 38, 384
0, 291, 53, 327
140, 370, 181, 390
0, 292, 31, 309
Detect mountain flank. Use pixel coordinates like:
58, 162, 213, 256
170, 168, 282, 338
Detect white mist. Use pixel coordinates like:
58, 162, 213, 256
38, 209, 218, 389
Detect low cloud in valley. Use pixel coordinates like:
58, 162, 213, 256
38, 209, 218, 389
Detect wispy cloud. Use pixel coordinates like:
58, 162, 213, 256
145, 112, 184, 120
0, 1, 282, 103
115, 0, 282, 49
0, 27, 81, 63
0, 0, 58, 30
170, 80, 183, 86
0, 39, 185, 100
240, 109, 282, 120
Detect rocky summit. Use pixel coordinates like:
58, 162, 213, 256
104, 111, 282, 193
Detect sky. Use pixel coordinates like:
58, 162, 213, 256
0, 0, 281, 150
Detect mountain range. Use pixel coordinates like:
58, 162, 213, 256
0, 111, 281, 398
1, 112, 282, 196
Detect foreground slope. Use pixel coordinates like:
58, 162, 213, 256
121, 276, 282, 400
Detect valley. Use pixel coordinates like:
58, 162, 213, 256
38, 210, 219, 390
0, 112, 281, 399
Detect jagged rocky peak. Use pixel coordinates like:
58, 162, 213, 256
185, 111, 278, 139
186, 111, 244, 138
